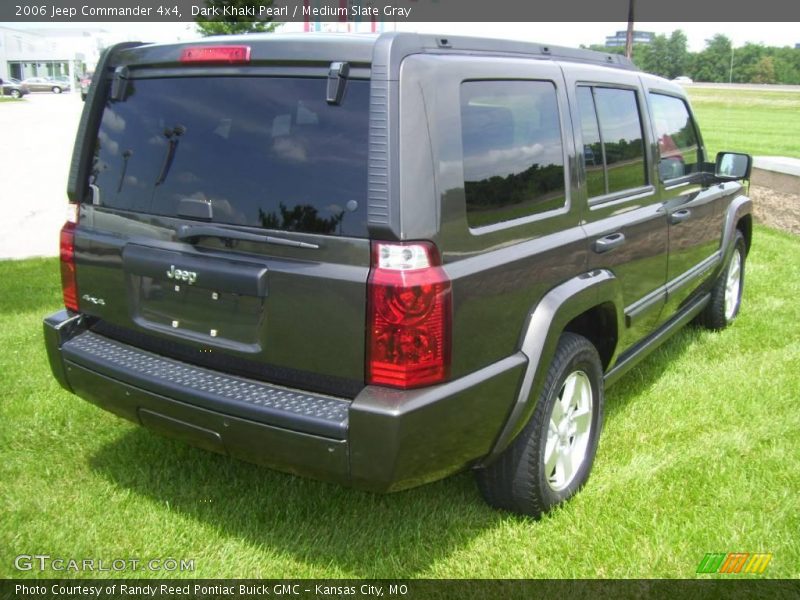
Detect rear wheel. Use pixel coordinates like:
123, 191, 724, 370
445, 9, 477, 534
52, 86, 62, 94
699, 230, 746, 330
476, 332, 604, 517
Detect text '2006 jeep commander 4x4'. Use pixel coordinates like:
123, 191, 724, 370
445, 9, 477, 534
44, 33, 753, 517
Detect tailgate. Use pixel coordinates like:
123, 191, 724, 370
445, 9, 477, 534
71, 73, 372, 398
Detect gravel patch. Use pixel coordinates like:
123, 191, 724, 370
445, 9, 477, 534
751, 185, 800, 236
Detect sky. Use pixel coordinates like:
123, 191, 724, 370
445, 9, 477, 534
4, 21, 799, 52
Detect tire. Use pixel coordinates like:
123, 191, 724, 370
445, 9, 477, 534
476, 332, 604, 518
698, 230, 746, 330
10, 89, 21, 99
52, 86, 62, 94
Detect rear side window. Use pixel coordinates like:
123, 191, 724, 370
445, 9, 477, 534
460, 80, 566, 228
576, 87, 605, 199
89, 77, 369, 237
577, 86, 647, 199
648, 92, 702, 181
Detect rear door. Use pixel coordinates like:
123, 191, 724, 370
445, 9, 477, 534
565, 66, 668, 351
74, 73, 372, 398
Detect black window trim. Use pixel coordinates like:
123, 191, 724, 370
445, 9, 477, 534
459, 77, 571, 235
576, 82, 651, 207
581, 86, 609, 196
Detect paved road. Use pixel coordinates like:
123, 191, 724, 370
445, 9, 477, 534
684, 82, 800, 93
0, 92, 83, 259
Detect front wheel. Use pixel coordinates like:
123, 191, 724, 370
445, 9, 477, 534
476, 332, 604, 518
10, 89, 21, 99
52, 86, 62, 94
699, 230, 746, 330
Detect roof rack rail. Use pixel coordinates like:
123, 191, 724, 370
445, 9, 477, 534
415, 33, 638, 71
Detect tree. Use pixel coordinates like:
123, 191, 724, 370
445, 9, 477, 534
731, 43, 766, 83
690, 34, 733, 82
591, 32, 799, 84
665, 30, 689, 78
629, 30, 688, 79
584, 44, 625, 55
195, 0, 278, 36
772, 46, 800, 84
751, 56, 777, 84
634, 35, 671, 77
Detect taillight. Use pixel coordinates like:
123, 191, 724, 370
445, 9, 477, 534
60, 205, 79, 312
179, 45, 251, 64
367, 241, 452, 389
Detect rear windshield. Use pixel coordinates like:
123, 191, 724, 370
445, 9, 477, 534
88, 76, 369, 237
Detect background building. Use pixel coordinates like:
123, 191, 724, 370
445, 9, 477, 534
605, 30, 655, 48
0, 25, 111, 83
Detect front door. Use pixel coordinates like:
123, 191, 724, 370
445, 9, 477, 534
647, 90, 727, 316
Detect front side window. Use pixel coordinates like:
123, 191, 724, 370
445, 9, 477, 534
460, 80, 566, 228
89, 77, 370, 237
649, 92, 702, 181
577, 86, 647, 199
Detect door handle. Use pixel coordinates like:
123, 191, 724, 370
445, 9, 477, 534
669, 209, 692, 224
593, 232, 626, 254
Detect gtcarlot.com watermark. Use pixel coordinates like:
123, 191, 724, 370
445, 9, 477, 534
14, 554, 195, 573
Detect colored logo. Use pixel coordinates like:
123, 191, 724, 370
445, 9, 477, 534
697, 552, 772, 574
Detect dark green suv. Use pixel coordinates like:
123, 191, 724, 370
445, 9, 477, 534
44, 33, 753, 517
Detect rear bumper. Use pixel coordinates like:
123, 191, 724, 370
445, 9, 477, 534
44, 310, 526, 492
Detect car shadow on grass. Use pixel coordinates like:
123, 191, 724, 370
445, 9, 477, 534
89, 429, 504, 577
87, 325, 706, 578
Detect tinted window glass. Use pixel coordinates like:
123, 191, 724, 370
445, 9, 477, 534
89, 77, 369, 237
649, 92, 701, 181
576, 86, 605, 199
592, 87, 647, 194
461, 80, 565, 228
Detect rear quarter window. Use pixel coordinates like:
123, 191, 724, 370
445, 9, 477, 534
460, 80, 566, 228
89, 76, 370, 237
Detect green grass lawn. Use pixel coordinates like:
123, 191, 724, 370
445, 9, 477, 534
1, 225, 798, 579
687, 88, 800, 159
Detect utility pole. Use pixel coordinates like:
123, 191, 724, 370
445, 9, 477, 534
729, 46, 735, 83
625, 0, 635, 60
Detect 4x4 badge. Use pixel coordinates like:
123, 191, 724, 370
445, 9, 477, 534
81, 294, 105, 306
166, 265, 197, 284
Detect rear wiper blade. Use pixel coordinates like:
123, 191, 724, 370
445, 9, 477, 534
155, 125, 186, 186
177, 224, 320, 249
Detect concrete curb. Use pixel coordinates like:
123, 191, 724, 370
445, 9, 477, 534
752, 156, 800, 196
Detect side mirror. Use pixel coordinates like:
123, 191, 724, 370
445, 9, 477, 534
715, 152, 752, 181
